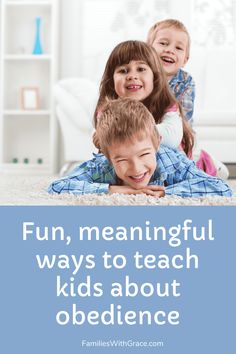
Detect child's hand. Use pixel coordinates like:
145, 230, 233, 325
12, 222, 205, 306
142, 185, 165, 198
109, 185, 165, 198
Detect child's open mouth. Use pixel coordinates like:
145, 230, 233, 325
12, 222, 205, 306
129, 172, 147, 183
161, 56, 175, 64
126, 84, 142, 92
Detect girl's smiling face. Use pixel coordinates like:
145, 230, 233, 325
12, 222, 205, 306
113, 60, 154, 101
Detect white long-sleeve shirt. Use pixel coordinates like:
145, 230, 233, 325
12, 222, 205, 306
156, 109, 183, 149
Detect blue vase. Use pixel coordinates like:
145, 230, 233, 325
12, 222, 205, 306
33, 17, 43, 55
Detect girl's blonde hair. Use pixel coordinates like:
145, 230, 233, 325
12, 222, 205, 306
94, 40, 193, 155
147, 19, 191, 59
97, 98, 159, 158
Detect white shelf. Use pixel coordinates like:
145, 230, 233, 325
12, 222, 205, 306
4, 54, 52, 60
0, 0, 59, 175
4, 110, 51, 115
1, 162, 51, 175
5, 1, 52, 6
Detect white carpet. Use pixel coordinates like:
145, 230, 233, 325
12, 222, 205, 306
0, 175, 236, 206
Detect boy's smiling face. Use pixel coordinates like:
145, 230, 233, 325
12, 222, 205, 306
152, 27, 189, 79
109, 134, 158, 189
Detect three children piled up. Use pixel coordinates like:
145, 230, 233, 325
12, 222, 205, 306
48, 19, 232, 198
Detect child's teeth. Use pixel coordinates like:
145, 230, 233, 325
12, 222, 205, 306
133, 174, 144, 179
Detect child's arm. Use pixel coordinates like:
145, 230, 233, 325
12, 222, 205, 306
163, 150, 232, 197
169, 71, 195, 126
109, 185, 165, 197
156, 106, 183, 149
178, 82, 195, 126
48, 155, 115, 195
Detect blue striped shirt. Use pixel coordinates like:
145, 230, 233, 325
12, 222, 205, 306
48, 145, 232, 198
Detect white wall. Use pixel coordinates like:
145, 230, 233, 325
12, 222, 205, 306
59, 0, 236, 112
57, 0, 236, 165
59, 0, 82, 78
59, 0, 191, 81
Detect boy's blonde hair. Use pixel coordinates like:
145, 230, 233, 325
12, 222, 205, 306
147, 19, 191, 59
96, 98, 159, 158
